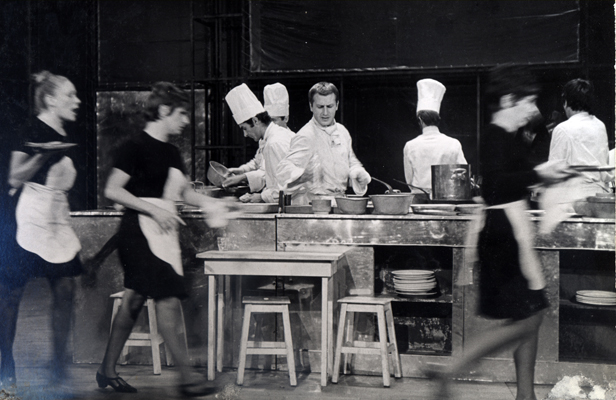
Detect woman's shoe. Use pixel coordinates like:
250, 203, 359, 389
179, 381, 217, 398
96, 372, 137, 393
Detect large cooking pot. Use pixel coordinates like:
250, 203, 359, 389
431, 164, 472, 201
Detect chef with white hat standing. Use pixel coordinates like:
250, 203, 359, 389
403, 78, 467, 197
225, 83, 294, 192
224, 83, 294, 203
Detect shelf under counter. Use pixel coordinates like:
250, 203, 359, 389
377, 293, 453, 304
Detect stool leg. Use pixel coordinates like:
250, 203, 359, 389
385, 303, 402, 378
281, 305, 297, 387
376, 306, 391, 387
342, 307, 355, 375
237, 305, 253, 386
332, 303, 347, 384
148, 299, 163, 375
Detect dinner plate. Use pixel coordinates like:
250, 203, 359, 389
576, 290, 616, 299
576, 297, 616, 306
391, 270, 434, 276
25, 141, 77, 150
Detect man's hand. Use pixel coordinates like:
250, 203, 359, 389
222, 173, 247, 188
535, 160, 580, 185
227, 167, 244, 174
238, 193, 263, 203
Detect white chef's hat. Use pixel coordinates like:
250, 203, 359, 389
263, 83, 289, 117
416, 79, 446, 114
225, 83, 265, 124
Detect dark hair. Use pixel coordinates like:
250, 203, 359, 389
144, 82, 190, 122
417, 110, 441, 127
485, 64, 540, 112
32, 70, 69, 114
242, 111, 272, 127
308, 82, 339, 105
562, 79, 594, 114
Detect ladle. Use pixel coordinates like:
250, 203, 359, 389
392, 179, 431, 196
372, 177, 399, 194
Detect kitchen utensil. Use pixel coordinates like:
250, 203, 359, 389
431, 164, 472, 201
25, 142, 77, 151
369, 194, 412, 214
312, 199, 332, 214
411, 204, 458, 215
224, 185, 250, 197
237, 203, 279, 214
372, 177, 400, 194
392, 179, 431, 197
207, 161, 231, 187
335, 196, 369, 214
569, 165, 614, 172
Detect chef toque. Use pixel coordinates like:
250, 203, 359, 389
263, 83, 289, 117
416, 79, 446, 114
225, 83, 265, 125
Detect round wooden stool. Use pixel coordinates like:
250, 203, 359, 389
237, 296, 297, 387
332, 296, 402, 387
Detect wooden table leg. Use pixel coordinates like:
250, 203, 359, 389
207, 275, 216, 380
321, 276, 328, 386
327, 273, 335, 381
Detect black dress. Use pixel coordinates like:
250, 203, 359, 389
0, 119, 82, 289
112, 131, 188, 299
478, 124, 549, 320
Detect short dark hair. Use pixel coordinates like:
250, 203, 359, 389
562, 79, 594, 114
417, 110, 440, 127
242, 111, 272, 127
485, 64, 540, 113
308, 82, 339, 105
144, 82, 190, 121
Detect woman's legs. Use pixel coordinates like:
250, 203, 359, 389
0, 282, 25, 385
153, 297, 192, 384
48, 276, 76, 383
513, 313, 543, 400
98, 289, 146, 377
449, 311, 544, 375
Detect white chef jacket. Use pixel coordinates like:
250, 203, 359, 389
277, 118, 369, 205
259, 122, 295, 203
403, 126, 467, 194
539, 112, 611, 232
549, 112, 610, 187
235, 139, 266, 193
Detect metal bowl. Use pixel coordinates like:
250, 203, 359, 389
207, 161, 231, 187
369, 194, 413, 215
335, 196, 369, 214
586, 196, 615, 218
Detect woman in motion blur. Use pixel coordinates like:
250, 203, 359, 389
96, 82, 233, 397
0, 70, 83, 392
426, 65, 577, 400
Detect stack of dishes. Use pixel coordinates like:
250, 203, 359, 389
391, 270, 437, 297
576, 290, 616, 306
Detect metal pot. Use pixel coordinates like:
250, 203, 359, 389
431, 164, 472, 201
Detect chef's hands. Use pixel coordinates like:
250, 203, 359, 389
222, 173, 247, 188
535, 160, 580, 185
350, 169, 371, 186
227, 167, 244, 174
239, 193, 262, 203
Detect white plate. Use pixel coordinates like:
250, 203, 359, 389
25, 141, 77, 150
576, 290, 616, 299
391, 270, 434, 276
576, 297, 616, 306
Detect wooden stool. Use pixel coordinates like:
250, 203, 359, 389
332, 297, 402, 387
110, 291, 187, 375
237, 296, 297, 387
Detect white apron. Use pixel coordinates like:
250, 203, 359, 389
15, 182, 81, 264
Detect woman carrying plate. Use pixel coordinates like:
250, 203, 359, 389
0, 70, 83, 392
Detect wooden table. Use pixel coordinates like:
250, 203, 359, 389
197, 250, 347, 386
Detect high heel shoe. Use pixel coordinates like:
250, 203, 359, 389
96, 372, 137, 393
179, 381, 217, 398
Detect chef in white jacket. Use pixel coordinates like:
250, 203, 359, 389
225, 83, 293, 191
276, 81, 371, 205
224, 83, 293, 203
403, 79, 467, 197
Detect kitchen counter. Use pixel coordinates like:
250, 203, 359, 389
70, 209, 615, 383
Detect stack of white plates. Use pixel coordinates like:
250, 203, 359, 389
576, 290, 616, 306
392, 270, 437, 297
